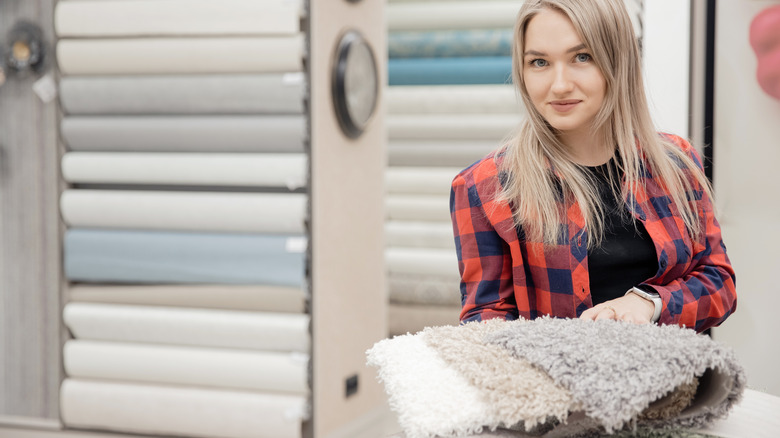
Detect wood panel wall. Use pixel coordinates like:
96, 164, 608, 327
0, 0, 63, 424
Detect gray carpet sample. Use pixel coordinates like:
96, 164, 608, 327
485, 318, 746, 434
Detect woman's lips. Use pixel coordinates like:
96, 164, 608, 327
550, 100, 581, 112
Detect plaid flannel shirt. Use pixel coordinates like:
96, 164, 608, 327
450, 134, 736, 333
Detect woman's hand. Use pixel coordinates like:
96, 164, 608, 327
579, 293, 655, 324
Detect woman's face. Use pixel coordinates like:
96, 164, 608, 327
522, 8, 607, 142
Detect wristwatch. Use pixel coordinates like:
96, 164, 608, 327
626, 286, 662, 323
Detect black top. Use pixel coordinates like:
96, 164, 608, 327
585, 159, 658, 305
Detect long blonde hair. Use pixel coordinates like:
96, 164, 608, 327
499, 0, 713, 247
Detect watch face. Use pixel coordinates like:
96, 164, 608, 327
333, 30, 379, 138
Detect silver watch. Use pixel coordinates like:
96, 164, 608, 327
625, 286, 662, 323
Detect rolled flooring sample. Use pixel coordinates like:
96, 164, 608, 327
385, 247, 459, 278
61, 379, 305, 438
388, 303, 461, 336
60, 74, 305, 115
63, 302, 309, 352
62, 152, 306, 189
386, 195, 451, 222
388, 273, 461, 307
388, 1, 519, 31
388, 114, 518, 140
388, 140, 497, 167
388, 29, 512, 58
55, 0, 301, 37
58, 36, 303, 75
61, 190, 306, 234
64, 340, 307, 394
386, 84, 520, 114
61, 115, 305, 152
68, 284, 305, 313
388, 56, 512, 86
386, 221, 456, 249
65, 229, 306, 286
386, 167, 460, 196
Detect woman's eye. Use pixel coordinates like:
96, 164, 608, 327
575, 53, 591, 63
530, 59, 548, 67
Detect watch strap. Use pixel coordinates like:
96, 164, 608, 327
626, 286, 662, 323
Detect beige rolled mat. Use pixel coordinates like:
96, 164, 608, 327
389, 140, 498, 167
386, 167, 460, 196
61, 379, 306, 438
389, 114, 518, 140
58, 37, 303, 75
62, 152, 306, 189
68, 284, 305, 313
64, 340, 307, 394
388, 273, 462, 307
386, 85, 521, 115
386, 221, 455, 249
55, 0, 302, 37
63, 303, 309, 352
387, 194, 451, 222
388, 303, 461, 336
60, 190, 306, 234
387, 1, 520, 31
385, 247, 459, 278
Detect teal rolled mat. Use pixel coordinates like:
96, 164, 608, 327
65, 229, 305, 286
388, 56, 512, 85
388, 29, 512, 59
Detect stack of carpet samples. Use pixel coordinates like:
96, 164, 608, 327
367, 318, 745, 438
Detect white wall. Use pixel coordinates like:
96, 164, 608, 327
643, 0, 691, 137
711, 0, 780, 397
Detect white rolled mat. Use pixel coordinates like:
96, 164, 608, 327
63, 302, 309, 352
68, 284, 305, 313
58, 37, 303, 75
62, 152, 306, 188
60, 74, 305, 115
55, 0, 301, 37
388, 1, 520, 31
388, 140, 498, 167
386, 85, 520, 115
61, 116, 304, 152
388, 303, 461, 336
388, 114, 518, 140
386, 167, 459, 196
64, 340, 307, 394
385, 247, 459, 277
386, 221, 455, 249
61, 190, 306, 234
61, 379, 305, 438
388, 273, 461, 307
387, 195, 451, 222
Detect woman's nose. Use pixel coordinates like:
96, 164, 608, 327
551, 65, 575, 95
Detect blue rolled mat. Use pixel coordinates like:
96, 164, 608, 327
388, 56, 512, 86
388, 29, 512, 59
65, 229, 305, 286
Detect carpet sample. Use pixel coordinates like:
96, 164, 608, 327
367, 318, 745, 438
486, 318, 746, 434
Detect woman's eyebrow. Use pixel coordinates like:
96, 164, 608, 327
523, 44, 587, 57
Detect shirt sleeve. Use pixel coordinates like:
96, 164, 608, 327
450, 168, 518, 323
641, 138, 737, 332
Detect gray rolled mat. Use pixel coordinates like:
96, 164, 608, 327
385, 221, 456, 249
60, 74, 304, 115
388, 273, 461, 307
65, 229, 306, 286
388, 141, 498, 167
388, 303, 461, 337
61, 116, 304, 152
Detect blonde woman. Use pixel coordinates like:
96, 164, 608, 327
450, 0, 736, 333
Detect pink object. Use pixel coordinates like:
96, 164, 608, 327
750, 5, 780, 100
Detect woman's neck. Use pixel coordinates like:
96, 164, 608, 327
559, 129, 614, 166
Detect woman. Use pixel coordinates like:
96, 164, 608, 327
450, 0, 736, 333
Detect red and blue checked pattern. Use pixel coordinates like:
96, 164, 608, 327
450, 134, 736, 332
